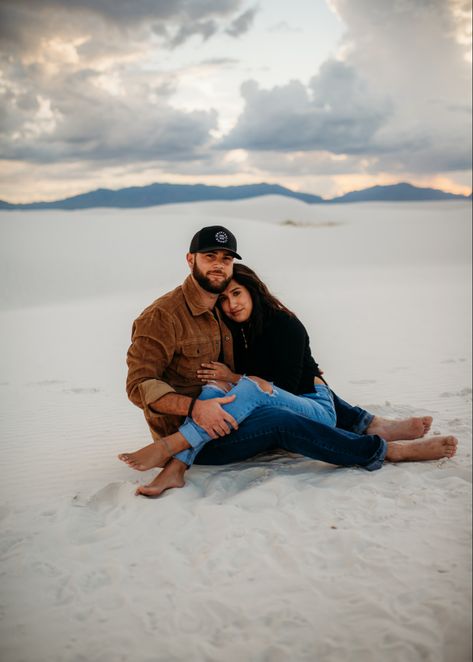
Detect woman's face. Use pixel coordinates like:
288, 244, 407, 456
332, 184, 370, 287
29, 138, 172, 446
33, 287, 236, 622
219, 279, 253, 323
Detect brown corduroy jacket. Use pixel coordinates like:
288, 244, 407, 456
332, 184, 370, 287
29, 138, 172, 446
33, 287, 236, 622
126, 275, 234, 440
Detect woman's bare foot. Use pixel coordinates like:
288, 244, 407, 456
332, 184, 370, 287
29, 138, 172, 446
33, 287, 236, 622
135, 459, 187, 497
385, 435, 457, 462
367, 415, 433, 441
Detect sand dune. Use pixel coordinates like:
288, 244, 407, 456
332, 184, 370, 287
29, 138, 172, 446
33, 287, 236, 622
0, 198, 471, 661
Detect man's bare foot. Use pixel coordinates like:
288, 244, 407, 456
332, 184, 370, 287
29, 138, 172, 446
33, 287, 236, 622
118, 430, 190, 471
135, 459, 187, 497
385, 435, 457, 462
367, 415, 433, 441
118, 441, 170, 471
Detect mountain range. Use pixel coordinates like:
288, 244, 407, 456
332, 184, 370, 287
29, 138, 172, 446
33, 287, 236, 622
0, 181, 470, 210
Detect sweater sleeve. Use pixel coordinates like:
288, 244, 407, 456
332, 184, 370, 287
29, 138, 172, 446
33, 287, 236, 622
267, 315, 308, 393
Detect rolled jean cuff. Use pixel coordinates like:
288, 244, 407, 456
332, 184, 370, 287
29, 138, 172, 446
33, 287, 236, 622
363, 437, 387, 471
351, 411, 375, 435
174, 447, 199, 466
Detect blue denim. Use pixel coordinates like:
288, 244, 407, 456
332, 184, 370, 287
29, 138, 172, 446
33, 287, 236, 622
174, 379, 386, 471
174, 376, 336, 466
331, 391, 374, 434
192, 406, 387, 471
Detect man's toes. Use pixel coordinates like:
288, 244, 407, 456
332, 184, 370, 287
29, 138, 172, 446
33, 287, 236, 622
120, 454, 138, 467
136, 486, 160, 497
130, 460, 147, 471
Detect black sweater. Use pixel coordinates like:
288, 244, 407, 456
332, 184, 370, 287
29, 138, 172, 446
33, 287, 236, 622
231, 309, 321, 395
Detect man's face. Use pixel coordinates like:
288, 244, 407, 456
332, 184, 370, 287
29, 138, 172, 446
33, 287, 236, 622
188, 250, 234, 294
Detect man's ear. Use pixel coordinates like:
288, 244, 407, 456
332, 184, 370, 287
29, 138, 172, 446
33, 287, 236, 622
186, 252, 195, 270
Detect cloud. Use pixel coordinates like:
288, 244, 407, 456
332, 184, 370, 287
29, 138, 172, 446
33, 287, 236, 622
0, 1, 252, 55
221, 59, 393, 154
0, 0, 470, 194
221, 0, 472, 174
0, 0, 257, 166
0, 63, 217, 163
268, 22, 302, 34
225, 7, 258, 38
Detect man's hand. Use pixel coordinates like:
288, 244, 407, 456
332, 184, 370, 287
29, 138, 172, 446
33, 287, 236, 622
192, 396, 238, 438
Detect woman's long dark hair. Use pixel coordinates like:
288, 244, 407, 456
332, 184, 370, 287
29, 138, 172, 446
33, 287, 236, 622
218, 264, 295, 339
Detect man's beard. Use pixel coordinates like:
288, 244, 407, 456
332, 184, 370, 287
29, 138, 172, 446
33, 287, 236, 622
192, 263, 232, 294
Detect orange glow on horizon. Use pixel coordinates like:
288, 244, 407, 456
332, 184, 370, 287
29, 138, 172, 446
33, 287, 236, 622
0, 161, 471, 204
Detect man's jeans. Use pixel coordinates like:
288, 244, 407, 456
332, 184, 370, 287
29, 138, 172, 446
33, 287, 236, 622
174, 381, 386, 471
331, 391, 374, 434
175, 376, 336, 466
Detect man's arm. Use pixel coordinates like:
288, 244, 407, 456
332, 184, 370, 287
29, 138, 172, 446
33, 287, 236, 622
126, 309, 177, 408
127, 308, 238, 438
149, 392, 238, 438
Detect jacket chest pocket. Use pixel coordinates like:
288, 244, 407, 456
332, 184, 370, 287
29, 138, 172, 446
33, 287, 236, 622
176, 340, 216, 378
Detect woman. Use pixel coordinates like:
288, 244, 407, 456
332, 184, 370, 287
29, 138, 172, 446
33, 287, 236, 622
119, 265, 456, 495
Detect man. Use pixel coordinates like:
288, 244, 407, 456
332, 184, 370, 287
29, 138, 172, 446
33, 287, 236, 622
122, 225, 457, 497
126, 225, 243, 443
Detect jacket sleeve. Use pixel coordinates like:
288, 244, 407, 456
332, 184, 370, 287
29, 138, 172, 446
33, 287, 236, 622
269, 315, 308, 393
126, 308, 177, 409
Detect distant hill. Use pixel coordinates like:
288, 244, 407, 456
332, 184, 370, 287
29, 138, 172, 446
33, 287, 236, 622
330, 182, 470, 203
0, 183, 323, 210
0, 181, 470, 210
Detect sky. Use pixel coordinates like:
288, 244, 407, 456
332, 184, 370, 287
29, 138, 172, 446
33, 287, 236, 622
0, 0, 471, 203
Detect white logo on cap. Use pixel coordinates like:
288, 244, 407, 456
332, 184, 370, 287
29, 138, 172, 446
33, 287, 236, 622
215, 231, 228, 243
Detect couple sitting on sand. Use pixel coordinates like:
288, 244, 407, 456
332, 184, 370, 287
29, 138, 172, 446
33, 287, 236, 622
119, 225, 457, 497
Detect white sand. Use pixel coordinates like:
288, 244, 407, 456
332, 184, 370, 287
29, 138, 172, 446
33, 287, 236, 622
0, 198, 471, 662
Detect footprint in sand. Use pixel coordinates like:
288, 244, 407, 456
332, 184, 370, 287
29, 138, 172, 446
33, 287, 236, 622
79, 568, 113, 592
440, 387, 472, 399
32, 560, 62, 578
86, 482, 131, 513
203, 466, 273, 502
63, 387, 102, 395
68, 483, 134, 545
0, 504, 11, 523
436, 465, 472, 483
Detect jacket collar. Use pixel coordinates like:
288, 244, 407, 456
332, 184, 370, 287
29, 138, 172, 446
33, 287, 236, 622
182, 274, 217, 317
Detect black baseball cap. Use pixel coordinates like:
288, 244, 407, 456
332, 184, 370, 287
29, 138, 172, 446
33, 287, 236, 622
189, 225, 242, 259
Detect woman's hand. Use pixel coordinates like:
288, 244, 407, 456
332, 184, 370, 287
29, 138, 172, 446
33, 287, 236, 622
197, 361, 240, 384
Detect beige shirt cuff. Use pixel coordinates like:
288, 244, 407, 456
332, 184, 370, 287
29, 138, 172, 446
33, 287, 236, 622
138, 379, 176, 406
